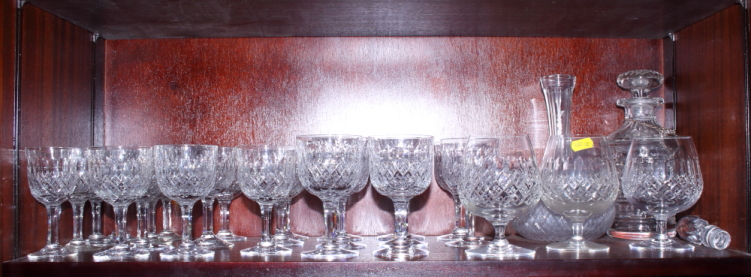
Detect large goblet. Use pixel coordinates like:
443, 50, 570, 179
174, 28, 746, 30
235, 145, 297, 255
440, 138, 486, 248
195, 147, 235, 249
88, 146, 153, 261
622, 137, 703, 251
297, 134, 364, 260
541, 136, 619, 252
215, 147, 248, 243
462, 136, 541, 258
369, 135, 433, 260
64, 149, 98, 252
25, 147, 80, 259
155, 144, 218, 259
273, 178, 306, 247
434, 143, 468, 241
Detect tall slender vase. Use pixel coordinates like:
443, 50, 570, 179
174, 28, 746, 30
510, 74, 615, 242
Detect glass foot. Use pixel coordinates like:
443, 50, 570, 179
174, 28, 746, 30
465, 244, 536, 258
376, 233, 425, 242
437, 228, 468, 241
158, 231, 181, 242
195, 234, 233, 249
335, 236, 367, 250
240, 243, 292, 256
546, 239, 610, 252
159, 242, 214, 259
445, 235, 487, 248
373, 241, 429, 261
64, 239, 99, 252
27, 244, 76, 260
274, 234, 305, 247
301, 245, 359, 260
288, 232, 309, 241
92, 244, 150, 261
133, 239, 169, 252
629, 238, 695, 252
216, 230, 249, 242
87, 233, 115, 248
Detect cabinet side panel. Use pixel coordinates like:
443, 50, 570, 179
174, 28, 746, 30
675, 5, 748, 251
17, 4, 93, 256
1, 0, 17, 262
103, 37, 662, 237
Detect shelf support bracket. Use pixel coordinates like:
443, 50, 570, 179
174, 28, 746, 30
667, 33, 677, 42
91, 33, 100, 43
739, 0, 747, 9
16, 0, 25, 9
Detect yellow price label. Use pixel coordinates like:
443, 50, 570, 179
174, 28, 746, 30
571, 138, 594, 152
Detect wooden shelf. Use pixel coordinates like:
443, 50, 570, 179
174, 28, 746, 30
26, 0, 737, 39
3, 236, 751, 276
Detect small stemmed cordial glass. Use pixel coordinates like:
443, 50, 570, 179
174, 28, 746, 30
297, 134, 365, 260
440, 138, 487, 248
541, 136, 619, 252
195, 147, 235, 250
86, 195, 114, 248
622, 137, 703, 251
461, 136, 542, 258
155, 144, 218, 259
64, 149, 98, 252
369, 135, 434, 260
235, 145, 298, 256
273, 178, 306, 247
215, 148, 248, 243
88, 146, 153, 261
25, 147, 80, 260
133, 164, 168, 252
434, 143, 468, 241
331, 139, 369, 250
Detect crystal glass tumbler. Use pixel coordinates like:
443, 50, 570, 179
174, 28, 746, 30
369, 135, 433, 260
297, 135, 365, 260
88, 146, 153, 261
622, 137, 703, 251
541, 136, 619, 252
25, 147, 81, 260
235, 145, 298, 256
462, 136, 542, 258
155, 144, 218, 259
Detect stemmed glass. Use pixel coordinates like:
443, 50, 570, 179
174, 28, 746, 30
133, 165, 167, 252
435, 143, 468, 241
622, 137, 703, 251
296, 134, 365, 260
158, 198, 180, 242
369, 135, 433, 260
64, 148, 98, 252
195, 147, 235, 249
25, 147, 80, 259
86, 196, 114, 247
88, 146, 153, 260
332, 139, 369, 250
215, 147, 248, 243
541, 136, 619, 252
155, 144, 218, 259
440, 138, 486, 248
273, 178, 306, 247
235, 145, 297, 255
461, 136, 542, 258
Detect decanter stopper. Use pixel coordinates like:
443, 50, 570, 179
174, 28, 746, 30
617, 69, 664, 98
676, 215, 731, 250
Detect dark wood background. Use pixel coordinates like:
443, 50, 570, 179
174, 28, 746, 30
5, 1, 750, 261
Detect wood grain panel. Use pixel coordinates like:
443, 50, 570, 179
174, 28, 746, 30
1, 0, 17, 263
103, 37, 663, 237
18, 4, 93, 256
675, 5, 747, 251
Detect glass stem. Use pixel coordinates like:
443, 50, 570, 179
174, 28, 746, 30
218, 199, 231, 232
180, 204, 193, 242
136, 202, 147, 239
147, 200, 158, 237
654, 217, 670, 243
491, 223, 510, 250
571, 221, 585, 245
201, 197, 214, 235
321, 201, 338, 248
260, 204, 273, 243
282, 200, 292, 235
115, 205, 129, 245
465, 209, 476, 237
71, 202, 85, 241
393, 201, 410, 239
337, 198, 347, 236
46, 205, 62, 247
162, 198, 173, 232
452, 195, 462, 229
91, 200, 102, 235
